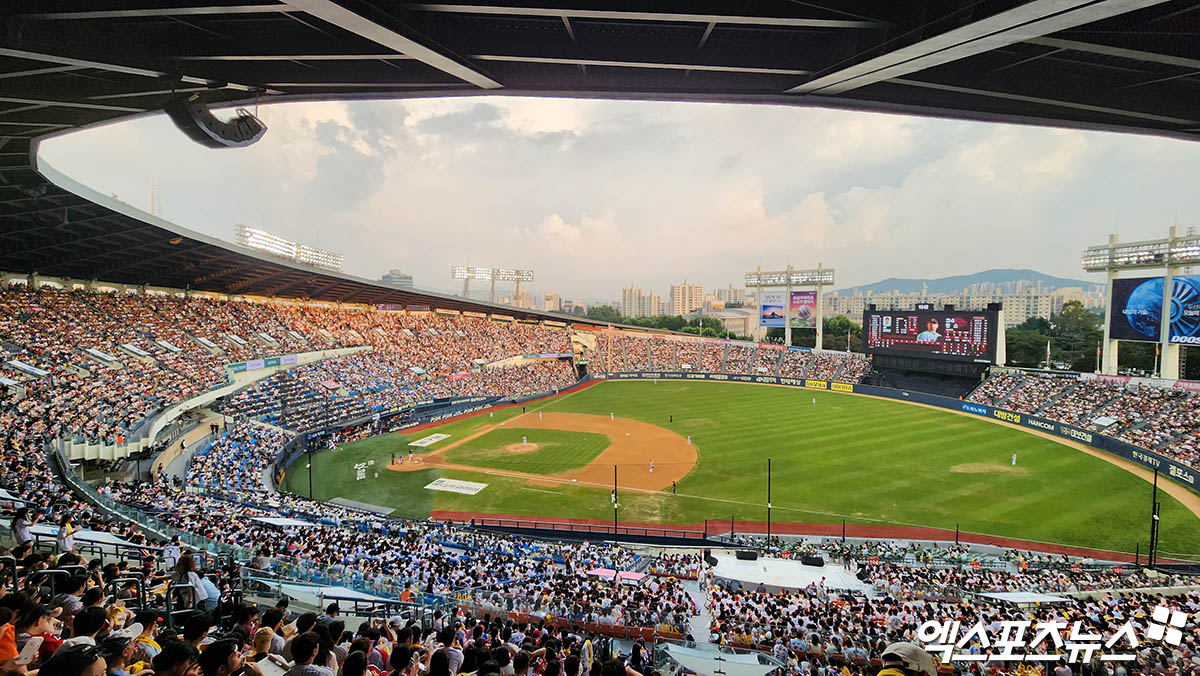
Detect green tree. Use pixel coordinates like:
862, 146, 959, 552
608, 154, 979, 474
1017, 317, 1052, 334
1006, 328, 1051, 367
585, 305, 622, 323
1051, 300, 1100, 336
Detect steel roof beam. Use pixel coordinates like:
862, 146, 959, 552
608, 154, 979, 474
16, 5, 299, 20
889, 77, 1197, 125
0, 96, 143, 113
786, 0, 1173, 95
91, 248, 195, 278
409, 5, 883, 29
0, 47, 273, 93
1026, 36, 1200, 70
279, 0, 502, 89
179, 51, 809, 75
472, 55, 810, 76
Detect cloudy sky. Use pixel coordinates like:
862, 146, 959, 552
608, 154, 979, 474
39, 96, 1200, 302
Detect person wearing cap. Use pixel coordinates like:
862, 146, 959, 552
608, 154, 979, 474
132, 610, 164, 661
102, 627, 152, 676
43, 642, 107, 676
879, 642, 937, 676
199, 637, 263, 676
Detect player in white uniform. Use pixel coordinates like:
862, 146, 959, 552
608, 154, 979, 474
1011, 453, 1017, 466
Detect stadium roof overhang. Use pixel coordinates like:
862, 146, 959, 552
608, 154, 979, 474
2, 0, 1200, 320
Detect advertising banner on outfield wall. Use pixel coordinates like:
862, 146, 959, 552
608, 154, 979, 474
789, 290, 817, 328
760, 291, 786, 327
599, 371, 1199, 493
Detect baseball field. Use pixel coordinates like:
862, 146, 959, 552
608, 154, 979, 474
281, 379, 1200, 557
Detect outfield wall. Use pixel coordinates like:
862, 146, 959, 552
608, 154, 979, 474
600, 371, 1199, 494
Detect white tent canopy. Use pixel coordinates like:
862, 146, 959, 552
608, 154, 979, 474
251, 516, 321, 528
662, 644, 779, 676
977, 591, 1071, 605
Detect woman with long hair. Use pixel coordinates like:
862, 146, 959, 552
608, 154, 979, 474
172, 554, 210, 610
55, 513, 75, 553
10, 507, 39, 547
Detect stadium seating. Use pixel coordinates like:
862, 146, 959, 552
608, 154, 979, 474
969, 370, 1200, 470
3, 287, 1200, 676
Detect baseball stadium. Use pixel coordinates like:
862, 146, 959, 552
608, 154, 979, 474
2, 3, 1200, 676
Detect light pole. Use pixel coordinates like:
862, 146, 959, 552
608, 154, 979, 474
612, 464, 618, 536
1149, 469, 1161, 568
766, 457, 772, 541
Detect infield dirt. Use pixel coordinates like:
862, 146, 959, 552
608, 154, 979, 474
388, 412, 697, 491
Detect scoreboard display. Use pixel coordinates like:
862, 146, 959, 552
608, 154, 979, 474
863, 309, 998, 364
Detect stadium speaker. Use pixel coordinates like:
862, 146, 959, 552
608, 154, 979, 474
735, 550, 758, 561
165, 95, 267, 148
800, 555, 825, 567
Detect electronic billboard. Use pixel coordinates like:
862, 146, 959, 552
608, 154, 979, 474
1108, 275, 1200, 345
863, 309, 998, 363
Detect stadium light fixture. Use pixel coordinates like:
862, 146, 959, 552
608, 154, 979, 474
451, 265, 534, 304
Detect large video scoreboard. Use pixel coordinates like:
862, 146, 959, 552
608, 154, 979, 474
863, 307, 999, 364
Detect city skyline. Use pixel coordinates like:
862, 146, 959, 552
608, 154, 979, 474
39, 97, 1200, 301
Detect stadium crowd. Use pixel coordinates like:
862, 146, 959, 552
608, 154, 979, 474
967, 371, 1200, 470
5, 287, 1200, 676
583, 331, 868, 384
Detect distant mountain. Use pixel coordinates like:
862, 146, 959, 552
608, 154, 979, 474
838, 268, 1101, 296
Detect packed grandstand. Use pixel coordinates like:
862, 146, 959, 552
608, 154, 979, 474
1, 282, 1200, 675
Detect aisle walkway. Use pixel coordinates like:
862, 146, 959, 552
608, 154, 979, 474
684, 580, 710, 641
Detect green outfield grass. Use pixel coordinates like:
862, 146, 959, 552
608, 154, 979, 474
443, 428, 610, 474
281, 380, 1200, 556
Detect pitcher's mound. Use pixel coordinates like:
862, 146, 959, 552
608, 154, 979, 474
503, 443, 540, 454
951, 462, 1028, 476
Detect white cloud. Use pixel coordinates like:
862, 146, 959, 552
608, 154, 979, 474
36, 97, 1200, 302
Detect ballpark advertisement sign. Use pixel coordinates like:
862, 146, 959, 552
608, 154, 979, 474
1108, 275, 1200, 345
789, 290, 817, 328
1108, 277, 1164, 342
759, 291, 786, 327
424, 478, 487, 495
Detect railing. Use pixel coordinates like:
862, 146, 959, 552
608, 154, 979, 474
239, 567, 454, 623
468, 516, 710, 541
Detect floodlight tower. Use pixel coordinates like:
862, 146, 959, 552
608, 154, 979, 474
451, 266, 535, 304
1082, 226, 1200, 378
745, 263, 835, 348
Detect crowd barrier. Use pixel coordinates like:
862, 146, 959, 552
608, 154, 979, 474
597, 371, 1199, 494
